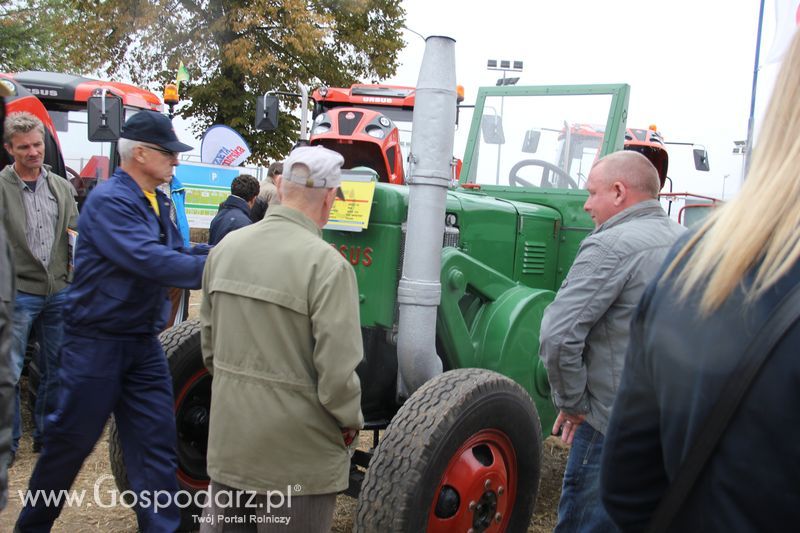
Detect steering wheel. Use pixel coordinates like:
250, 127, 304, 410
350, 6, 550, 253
508, 159, 579, 189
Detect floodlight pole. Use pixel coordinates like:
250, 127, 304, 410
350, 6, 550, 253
487, 59, 523, 184
497, 71, 507, 184
743, 0, 766, 181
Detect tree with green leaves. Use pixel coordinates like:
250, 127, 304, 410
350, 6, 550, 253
65, 0, 406, 164
0, 0, 86, 72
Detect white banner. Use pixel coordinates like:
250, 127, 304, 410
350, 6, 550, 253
200, 125, 252, 166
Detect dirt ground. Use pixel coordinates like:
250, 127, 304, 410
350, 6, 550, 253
1, 291, 568, 531
2, 399, 567, 532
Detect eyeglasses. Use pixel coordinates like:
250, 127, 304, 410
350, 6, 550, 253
141, 144, 178, 159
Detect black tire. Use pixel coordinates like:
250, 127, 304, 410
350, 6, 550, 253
109, 319, 209, 531
355, 368, 542, 533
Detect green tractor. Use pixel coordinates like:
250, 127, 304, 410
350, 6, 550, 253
110, 36, 632, 531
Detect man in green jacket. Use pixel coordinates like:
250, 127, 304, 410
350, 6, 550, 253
200, 145, 363, 531
0, 111, 78, 462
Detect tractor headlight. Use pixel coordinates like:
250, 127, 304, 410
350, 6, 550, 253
312, 124, 331, 135
365, 126, 385, 139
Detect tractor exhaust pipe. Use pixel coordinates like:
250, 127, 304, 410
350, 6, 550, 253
396, 35, 457, 398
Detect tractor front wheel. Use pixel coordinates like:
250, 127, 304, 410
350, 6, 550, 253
108, 319, 210, 531
354, 368, 542, 532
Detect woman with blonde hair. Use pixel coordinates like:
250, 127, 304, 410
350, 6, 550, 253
600, 30, 800, 532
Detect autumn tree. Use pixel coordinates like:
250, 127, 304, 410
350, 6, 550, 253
62, 0, 406, 164
0, 0, 88, 71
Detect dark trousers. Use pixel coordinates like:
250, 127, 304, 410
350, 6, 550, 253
16, 334, 181, 532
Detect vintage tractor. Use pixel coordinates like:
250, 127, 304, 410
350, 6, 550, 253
108, 36, 634, 531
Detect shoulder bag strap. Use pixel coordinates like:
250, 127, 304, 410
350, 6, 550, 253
647, 282, 800, 533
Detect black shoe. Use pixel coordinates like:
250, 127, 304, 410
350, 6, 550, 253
7, 450, 15, 468
33, 440, 42, 453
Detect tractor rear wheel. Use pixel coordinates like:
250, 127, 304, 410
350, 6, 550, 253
108, 319, 210, 531
354, 368, 542, 532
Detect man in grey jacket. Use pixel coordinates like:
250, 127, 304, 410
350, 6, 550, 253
540, 150, 684, 532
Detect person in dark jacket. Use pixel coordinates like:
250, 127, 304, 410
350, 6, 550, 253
249, 194, 268, 222
0, 219, 13, 511
208, 173, 259, 245
0, 91, 14, 511
600, 30, 800, 532
16, 111, 209, 532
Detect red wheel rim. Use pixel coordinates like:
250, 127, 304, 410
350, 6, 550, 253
174, 368, 207, 408
427, 429, 518, 533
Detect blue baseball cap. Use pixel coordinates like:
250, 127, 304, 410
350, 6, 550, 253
120, 110, 193, 152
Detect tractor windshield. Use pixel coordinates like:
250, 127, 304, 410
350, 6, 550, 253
49, 109, 113, 178
465, 92, 618, 190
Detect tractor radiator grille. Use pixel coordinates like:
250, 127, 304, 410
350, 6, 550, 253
398, 224, 460, 276
338, 111, 363, 136
393, 222, 459, 329
522, 241, 547, 275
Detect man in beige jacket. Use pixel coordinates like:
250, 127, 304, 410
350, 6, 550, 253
200, 145, 363, 532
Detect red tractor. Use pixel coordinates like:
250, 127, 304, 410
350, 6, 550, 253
0, 75, 67, 178
308, 84, 416, 184
4, 70, 163, 207
305, 83, 466, 185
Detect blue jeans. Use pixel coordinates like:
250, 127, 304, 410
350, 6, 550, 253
10, 289, 67, 452
555, 422, 619, 533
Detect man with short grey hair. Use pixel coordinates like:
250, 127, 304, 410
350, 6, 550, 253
17, 110, 208, 532
540, 150, 685, 532
200, 145, 362, 532
0, 111, 77, 462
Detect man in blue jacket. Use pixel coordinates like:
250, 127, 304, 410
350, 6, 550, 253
208, 173, 259, 245
17, 111, 209, 533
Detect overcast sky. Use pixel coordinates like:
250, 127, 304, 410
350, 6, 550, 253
384, 0, 788, 199
57, 0, 789, 200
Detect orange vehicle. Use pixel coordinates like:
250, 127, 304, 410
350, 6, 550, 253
0, 75, 67, 178
555, 123, 717, 225
5, 70, 162, 205
308, 84, 465, 185
309, 84, 416, 184
555, 123, 670, 187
